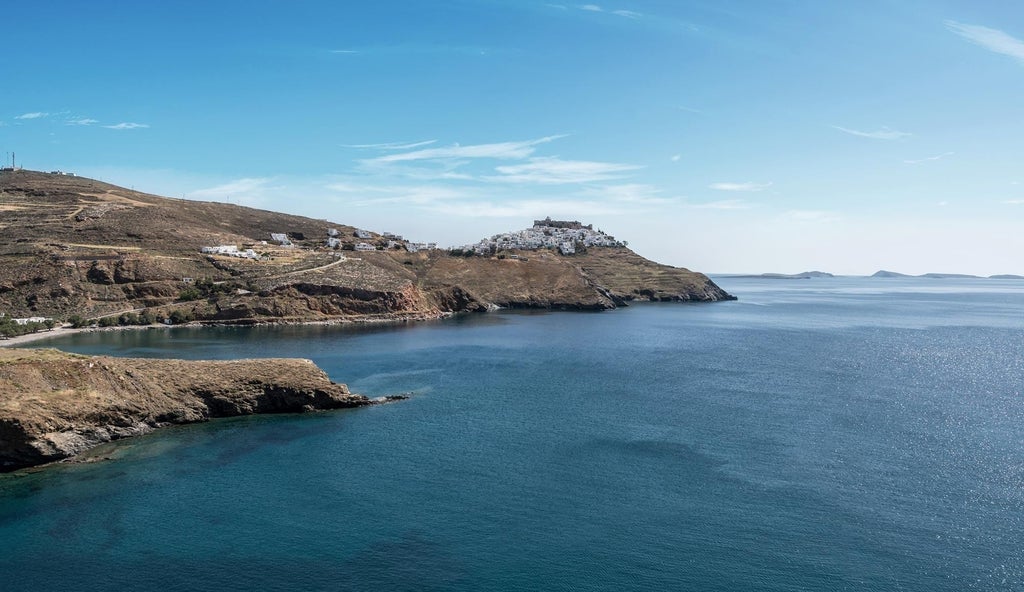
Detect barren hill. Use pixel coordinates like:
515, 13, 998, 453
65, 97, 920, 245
0, 347, 370, 471
0, 169, 732, 324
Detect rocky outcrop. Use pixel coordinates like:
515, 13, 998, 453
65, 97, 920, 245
0, 348, 372, 472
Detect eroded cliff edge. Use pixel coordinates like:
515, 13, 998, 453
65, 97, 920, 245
0, 348, 370, 472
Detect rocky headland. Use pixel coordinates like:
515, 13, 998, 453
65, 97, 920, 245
0, 169, 733, 329
0, 348, 375, 472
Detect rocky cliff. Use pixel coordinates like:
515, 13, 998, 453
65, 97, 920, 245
0, 348, 371, 471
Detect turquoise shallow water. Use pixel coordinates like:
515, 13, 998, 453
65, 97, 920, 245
3, 277, 1024, 591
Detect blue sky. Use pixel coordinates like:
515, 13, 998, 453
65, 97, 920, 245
3, 0, 1024, 274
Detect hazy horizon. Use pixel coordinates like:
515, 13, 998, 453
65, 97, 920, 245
3, 1, 1023, 276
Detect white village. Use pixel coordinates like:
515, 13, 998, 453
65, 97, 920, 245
459, 217, 625, 256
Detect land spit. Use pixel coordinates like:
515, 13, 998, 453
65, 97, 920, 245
0, 348, 378, 472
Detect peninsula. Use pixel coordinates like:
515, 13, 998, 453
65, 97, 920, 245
0, 348, 376, 472
0, 169, 734, 331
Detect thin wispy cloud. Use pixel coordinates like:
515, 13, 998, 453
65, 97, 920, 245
363, 136, 565, 164
15, 112, 48, 120
579, 184, 676, 205
192, 177, 275, 198
904, 152, 954, 164
329, 44, 502, 57
785, 209, 840, 222
1002, 199, 1024, 205
946, 21, 1024, 64
488, 157, 642, 184
671, 154, 681, 162
66, 118, 99, 126
104, 122, 149, 130
343, 140, 437, 151
326, 182, 469, 206
428, 198, 624, 219
325, 179, 631, 219
359, 135, 644, 186
690, 199, 752, 210
832, 126, 911, 140
577, 4, 641, 18
709, 181, 773, 192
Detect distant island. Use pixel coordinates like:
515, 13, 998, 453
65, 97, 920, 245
871, 270, 1023, 279
721, 271, 835, 280
718, 270, 1023, 280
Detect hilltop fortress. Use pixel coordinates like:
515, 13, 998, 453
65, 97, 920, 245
461, 217, 624, 256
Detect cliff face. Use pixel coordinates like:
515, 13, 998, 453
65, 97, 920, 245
0, 348, 370, 471
0, 169, 732, 325
409, 248, 734, 309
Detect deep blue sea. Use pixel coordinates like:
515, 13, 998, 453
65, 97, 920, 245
3, 276, 1024, 591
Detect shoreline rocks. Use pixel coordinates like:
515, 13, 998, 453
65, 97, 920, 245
0, 348, 374, 472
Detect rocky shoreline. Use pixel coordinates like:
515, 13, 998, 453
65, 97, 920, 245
0, 348, 388, 472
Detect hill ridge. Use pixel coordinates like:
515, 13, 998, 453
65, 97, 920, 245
0, 169, 733, 325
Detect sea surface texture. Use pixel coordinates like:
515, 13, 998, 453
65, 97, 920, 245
3, 277, 1023, 591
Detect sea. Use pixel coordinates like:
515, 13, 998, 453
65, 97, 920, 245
2, 276, 1023, 591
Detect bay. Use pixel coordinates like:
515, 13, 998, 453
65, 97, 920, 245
2, 276, 1024, 591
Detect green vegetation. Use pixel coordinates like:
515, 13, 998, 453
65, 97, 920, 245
68, 309, 160, 329
0, 316, 56, 338
167, 309, 194, 324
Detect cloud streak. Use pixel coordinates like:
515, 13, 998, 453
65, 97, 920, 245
192, 177, 275, 198
578, 184, 676, 205
577, 4, 641, 18
66, 118, 99, 126
15, 112, 48, 120
904, 152, 954, 164
343, 140, 437, 151
785, 210, 840, 222
690, 199, 752, 210
946, 21, 1024, 64
709, 181, 772, 192
832, 126, 910, 140
104, 122, 149, 130
488, 157, 642, 184
364, 136, 565, 164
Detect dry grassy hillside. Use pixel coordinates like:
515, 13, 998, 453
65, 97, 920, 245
0, 169, 732, 325
0, 347, 370, 471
